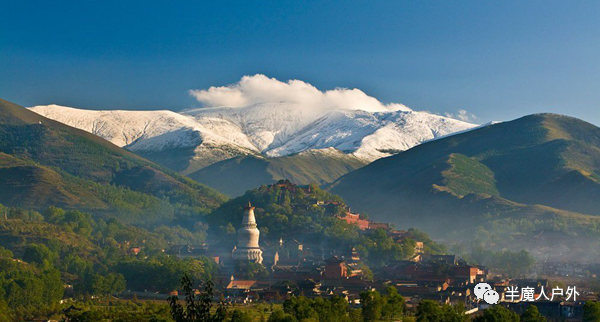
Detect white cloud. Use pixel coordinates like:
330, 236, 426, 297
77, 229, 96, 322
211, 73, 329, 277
445, 109, 478, 123
189, 74, 411, 113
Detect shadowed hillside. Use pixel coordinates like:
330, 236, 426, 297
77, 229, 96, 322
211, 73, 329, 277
330, 114, 600, 246
189, 149, 367, 196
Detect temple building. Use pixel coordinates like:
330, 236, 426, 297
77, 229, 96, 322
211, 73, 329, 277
233, 202, 263, 264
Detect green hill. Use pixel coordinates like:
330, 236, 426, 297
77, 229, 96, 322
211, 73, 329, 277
189, 149, 366, 196
206, 180, 444, 267
0, 98, 227, 225
329, 114, 600, 242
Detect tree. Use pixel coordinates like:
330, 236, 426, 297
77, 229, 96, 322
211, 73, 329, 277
283, 295, 351, 322
521, 305, 546, 322
22, 243, 56, 268
583, 301, 600, 322
360, 290, 384, 322
318, 296, 351, 322
416, 300, 466, 322
416, 300, 443, 322
168, 274, 227, 322
284, 296, 318, 321
441, 304, 468, 322
383, 287, 405, 320
230, 310, 252, 322
473, 305, 519, 322
268, 309, 297, 322
41, 268, 64, 304
91, 273, 126, 295
234, 260, 269, 279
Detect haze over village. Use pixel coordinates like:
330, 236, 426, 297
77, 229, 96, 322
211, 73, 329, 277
1, 1, 600, 322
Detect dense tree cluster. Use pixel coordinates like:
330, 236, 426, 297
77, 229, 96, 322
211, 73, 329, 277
466, 246, 536, 277
0, 203, 218, 320
0, 246, 63, 319
415, 299, 467, 322
270, 295, 359, 322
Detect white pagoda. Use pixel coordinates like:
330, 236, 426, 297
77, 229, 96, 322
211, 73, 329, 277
233, 202, 263, 264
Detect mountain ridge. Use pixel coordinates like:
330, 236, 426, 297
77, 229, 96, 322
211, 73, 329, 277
29, 103, 477, 174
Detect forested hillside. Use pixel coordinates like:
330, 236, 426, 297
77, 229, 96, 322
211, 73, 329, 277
207, 181, 445, 267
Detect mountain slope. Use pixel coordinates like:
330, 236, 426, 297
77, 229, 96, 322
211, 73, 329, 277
329, 114, 600, 235
29, 103, 476, 175
28, 104, 258, 174
188, 148, 367, 196
0, 98, 226, 225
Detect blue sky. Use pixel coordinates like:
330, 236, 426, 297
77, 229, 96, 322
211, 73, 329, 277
1, 1, 599, 125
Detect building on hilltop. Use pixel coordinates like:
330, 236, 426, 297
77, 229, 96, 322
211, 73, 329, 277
337, 212, 370, 230
233, 202, 263, 264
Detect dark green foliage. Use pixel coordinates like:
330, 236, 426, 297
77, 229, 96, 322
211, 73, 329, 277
415, 300, 442, 322
23, 243, 57, 268
0, 251, 63, 319
117, 256, 218, 293
268, 309, 297, 322
406, 228, 447, 254
168, 274, 227, 322
356, 288, 410, 322
415, 300, 467, 322
360, 290, 384, 322
208, 181, 344, 240
0, 203, 220, 319
583, 301, 600, 322
362, 229, 415, 267
382, 287, 406, 320
520, 305, 547, 322
467, 247, 535, 277
283, 296, 352, 322
473, 305, 520, 322
89, 272, 126, 295
208, 183, 440, 267
234, 260, 269, 280
63, 301, 172, 322
230, 309, 253, 322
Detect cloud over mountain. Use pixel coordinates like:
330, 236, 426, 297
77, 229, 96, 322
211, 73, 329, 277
445, 109, 478, 123
189, 74, 411, 113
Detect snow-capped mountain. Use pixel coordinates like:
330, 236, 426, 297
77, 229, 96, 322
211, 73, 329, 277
29, 103, 476, 173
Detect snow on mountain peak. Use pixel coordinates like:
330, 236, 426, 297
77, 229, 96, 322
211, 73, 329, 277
30, 102, 476, 168
28, 76, 477, 170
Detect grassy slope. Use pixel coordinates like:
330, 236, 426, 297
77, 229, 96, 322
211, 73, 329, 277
329, 114, 600, 235
434, 153, 500, 197
189, 151, 367, 196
